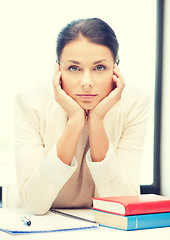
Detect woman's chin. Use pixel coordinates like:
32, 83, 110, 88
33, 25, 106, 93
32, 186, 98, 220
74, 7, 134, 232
79, 101, 98, 111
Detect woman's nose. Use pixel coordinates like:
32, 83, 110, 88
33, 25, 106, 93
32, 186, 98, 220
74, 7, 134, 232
80, 72, 93, 88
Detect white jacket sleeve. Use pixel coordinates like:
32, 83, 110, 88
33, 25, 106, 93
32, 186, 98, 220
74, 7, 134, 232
15, 93, 77, 215
86, 91, 151, 197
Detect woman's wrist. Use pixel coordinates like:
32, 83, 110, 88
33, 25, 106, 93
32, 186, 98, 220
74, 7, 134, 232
87, 110, 103, 126
68, 112, 86, 130
87, 111, 109, 162
57, 114, 85, 166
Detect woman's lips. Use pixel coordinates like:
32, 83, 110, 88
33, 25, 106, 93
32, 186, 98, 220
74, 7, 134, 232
76, 94, 97, 100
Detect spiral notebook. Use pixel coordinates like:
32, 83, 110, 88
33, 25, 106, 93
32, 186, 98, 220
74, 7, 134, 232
0, 209, 99, 235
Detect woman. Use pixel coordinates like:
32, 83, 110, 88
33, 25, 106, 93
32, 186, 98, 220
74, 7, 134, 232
15, 18, 150, 215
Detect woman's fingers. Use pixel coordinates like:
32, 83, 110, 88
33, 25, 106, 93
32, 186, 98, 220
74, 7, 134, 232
53, 64, 62, 91
113, 74, 125, 89
113, 64, 125, 89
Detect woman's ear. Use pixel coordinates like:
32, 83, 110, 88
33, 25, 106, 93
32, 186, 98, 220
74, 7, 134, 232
60, 78, 63, 89
59, 68, 63, 89
112, 80, 117, 90
54, 62, 63, 88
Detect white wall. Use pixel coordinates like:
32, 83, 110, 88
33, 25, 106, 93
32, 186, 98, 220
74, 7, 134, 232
161, 0, 170, 196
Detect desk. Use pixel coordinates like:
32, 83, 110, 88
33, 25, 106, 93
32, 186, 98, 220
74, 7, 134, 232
0, 208, 170, 240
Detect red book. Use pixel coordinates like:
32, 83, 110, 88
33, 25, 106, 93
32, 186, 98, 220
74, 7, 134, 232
92, 194, 170, 216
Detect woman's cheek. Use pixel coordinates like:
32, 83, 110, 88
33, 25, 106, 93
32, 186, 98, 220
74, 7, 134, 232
62, 76, 77, 96
102, 74, 114, 94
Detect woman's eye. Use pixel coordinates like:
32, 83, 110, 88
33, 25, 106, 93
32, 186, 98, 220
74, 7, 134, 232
94, 65, 106, 71
68, 66, 80, 72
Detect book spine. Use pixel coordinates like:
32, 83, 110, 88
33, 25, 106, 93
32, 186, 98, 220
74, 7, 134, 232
127, 212, 170, 230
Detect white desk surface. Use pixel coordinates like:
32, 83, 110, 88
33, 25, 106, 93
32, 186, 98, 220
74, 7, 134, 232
0, 208, 170, 240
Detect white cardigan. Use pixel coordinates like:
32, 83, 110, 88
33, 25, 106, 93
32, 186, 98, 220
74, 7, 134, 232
15, 83, 150, 214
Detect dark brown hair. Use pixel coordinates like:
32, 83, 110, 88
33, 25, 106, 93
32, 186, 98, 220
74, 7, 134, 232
56, 18, 119, 64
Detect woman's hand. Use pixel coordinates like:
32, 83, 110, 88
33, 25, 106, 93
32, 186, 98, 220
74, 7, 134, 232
53, 64, 86, 125
88, 64, 125, 120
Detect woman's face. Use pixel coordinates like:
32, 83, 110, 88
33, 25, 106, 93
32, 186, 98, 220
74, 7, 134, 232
59, 37, 115, 110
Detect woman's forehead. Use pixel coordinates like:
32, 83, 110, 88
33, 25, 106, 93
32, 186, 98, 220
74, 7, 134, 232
60, 38, 114, 64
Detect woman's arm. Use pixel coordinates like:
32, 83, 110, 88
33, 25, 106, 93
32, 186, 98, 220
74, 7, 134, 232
87, 65, 150, 196
15, 92, 81, 215
87, 115, 109, 162
53, 65, 86, 165
88, 64, 125, 162
15, 97, 67, 215
56, 117, 84, 165
87, 88, 150, 197
15, 66, 85, 215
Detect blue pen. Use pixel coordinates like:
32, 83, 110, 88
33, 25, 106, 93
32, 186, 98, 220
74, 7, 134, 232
21, 216, 31, 226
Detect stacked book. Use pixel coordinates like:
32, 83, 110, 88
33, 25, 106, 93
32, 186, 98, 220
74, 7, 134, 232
92, 194, 170, 231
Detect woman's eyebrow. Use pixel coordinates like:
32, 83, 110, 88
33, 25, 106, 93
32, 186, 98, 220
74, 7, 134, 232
93, 59, 107, 64
65, 60, 80, 64
65, 59, 107, 64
